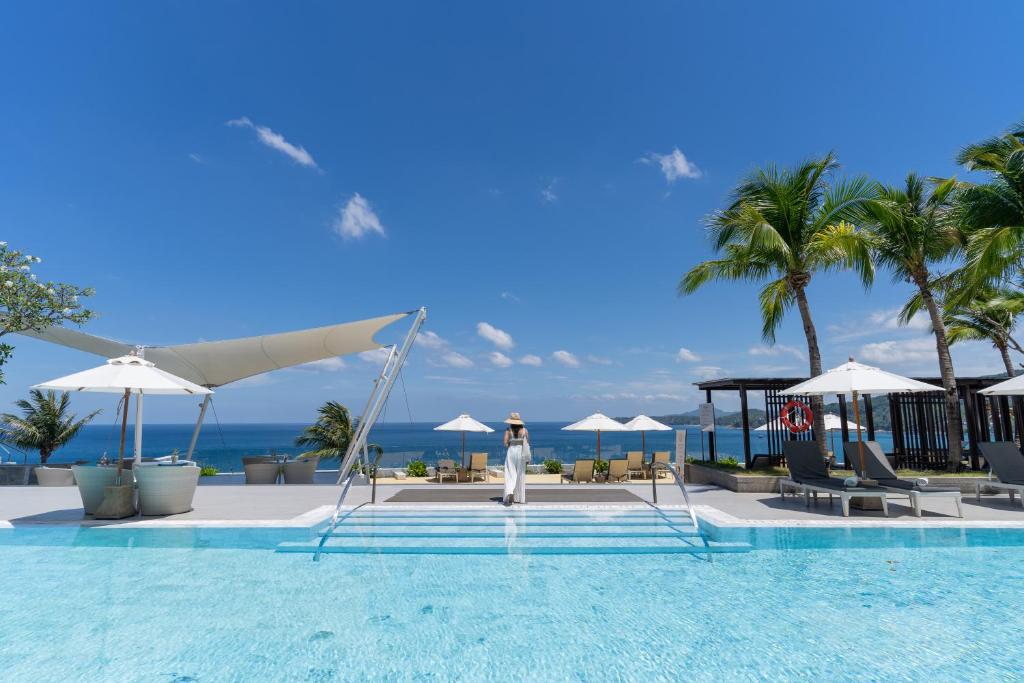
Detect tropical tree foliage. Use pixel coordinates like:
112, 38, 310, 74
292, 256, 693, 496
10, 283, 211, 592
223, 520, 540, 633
0, 389, 100, 463
0, 242, 94, 383
680, 152, 876, 454
862, 173, 964, 469
295, 401, 355, 459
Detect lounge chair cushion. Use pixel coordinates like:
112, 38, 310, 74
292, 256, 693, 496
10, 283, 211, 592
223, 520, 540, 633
843, 441, 960, 492
876, 478, 960, 493
979, 442, 1024, 485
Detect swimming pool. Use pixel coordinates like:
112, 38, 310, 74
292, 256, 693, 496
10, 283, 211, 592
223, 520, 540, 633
1, 509, 1021, 681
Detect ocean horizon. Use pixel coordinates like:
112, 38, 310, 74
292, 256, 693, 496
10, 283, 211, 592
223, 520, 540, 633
16, 421, 895, 471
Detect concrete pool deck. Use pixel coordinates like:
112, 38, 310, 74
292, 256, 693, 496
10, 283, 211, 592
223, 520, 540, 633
3, 481, 1024, 529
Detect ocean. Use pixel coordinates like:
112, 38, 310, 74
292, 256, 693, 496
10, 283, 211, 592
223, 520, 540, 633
15, 421, 896, 472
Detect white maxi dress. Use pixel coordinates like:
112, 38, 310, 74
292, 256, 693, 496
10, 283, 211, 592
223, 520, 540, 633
504, 433, 530, 503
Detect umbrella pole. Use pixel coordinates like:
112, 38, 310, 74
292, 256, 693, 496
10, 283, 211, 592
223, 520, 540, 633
641, 431, 646, 455
116, 388, 130, 479
852, 390, 866, 475
597, 430, 601, 465
462, 431, 466, 469
133, 390, 144, 466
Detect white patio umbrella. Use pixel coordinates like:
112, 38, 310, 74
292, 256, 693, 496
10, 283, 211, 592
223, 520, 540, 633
979, 374, 1024, 396
33, 354, 212, 476
433, 413, 494, 467
562, 413, 628, 462
623, 414, 672, 453
783, 358, 940, 475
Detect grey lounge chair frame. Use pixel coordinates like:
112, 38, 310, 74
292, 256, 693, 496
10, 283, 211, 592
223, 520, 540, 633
781, 442, 888, 517
436, 459, 458, 484
977, 442, 1024, 507
843, 442, 963, 518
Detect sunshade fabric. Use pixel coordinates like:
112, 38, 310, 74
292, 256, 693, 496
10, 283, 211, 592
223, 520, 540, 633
434, 414, 495, 433
19, 312, 409, 387
782, 360, 941, 396
562, 413, 628, 432
33, 355, 212, 395
978, 374, 1024, 396
623, 414, 673, 432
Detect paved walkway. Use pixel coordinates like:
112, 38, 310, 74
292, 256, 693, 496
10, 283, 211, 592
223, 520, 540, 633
1, 482, 1022, 528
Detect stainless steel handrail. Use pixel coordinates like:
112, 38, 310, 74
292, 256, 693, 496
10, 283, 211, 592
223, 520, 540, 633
649, 461, 700, 532
314, 449, 385, 561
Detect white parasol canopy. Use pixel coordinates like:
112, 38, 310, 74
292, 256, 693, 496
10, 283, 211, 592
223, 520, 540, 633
978, 374, 1024, 396
623, 414, 672, 453
434, 414, 495, 466
783, 358, 939, 476
563, 413, 627, 460
754, 413, 861, 432
34, 355, 213, 472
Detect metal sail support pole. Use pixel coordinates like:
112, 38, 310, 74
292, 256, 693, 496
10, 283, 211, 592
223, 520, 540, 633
328, 307, 427, 526
333, 345, 398, 485
185, 394, 212, 462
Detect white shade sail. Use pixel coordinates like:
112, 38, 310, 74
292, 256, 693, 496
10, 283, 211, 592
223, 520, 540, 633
562, 413, 628, 432
434, 414, 495, 433
755, 413, 860, 432
33, 355, 212, 395
782, 360, 941, 396
18, 312, 410, 387
979, 374, 1024, 396
623, 414, 673, 432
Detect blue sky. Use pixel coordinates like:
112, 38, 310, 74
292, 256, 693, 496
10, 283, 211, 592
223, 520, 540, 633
2, 1, 1024, 423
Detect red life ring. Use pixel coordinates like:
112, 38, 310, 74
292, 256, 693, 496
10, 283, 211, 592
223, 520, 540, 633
780, 400, 813, 433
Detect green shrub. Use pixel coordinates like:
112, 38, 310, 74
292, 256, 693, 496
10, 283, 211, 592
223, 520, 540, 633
718, 457, 740, 469
406, 460, 427, 477
543, 459, 563, 474
199, 465, 218, 477
594, 459, 609, 474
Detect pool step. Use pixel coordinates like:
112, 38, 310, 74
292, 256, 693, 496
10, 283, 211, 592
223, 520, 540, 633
278, 539, 750, 556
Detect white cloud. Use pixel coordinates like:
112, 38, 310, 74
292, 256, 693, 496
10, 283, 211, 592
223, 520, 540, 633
226, 116, 318, 168
477, 322, 514, 350
434, 351, 474, 368
334, 193, 385, 240
587, 354, 613, 365
748, 344, 805, 361
500, 291, 521, 303
541, 179, 558, 203
188, 152, 204, 164
641, 147, 701, 182
299, 357, 346, 372
552, 350, 580, 368
358, 348, 392, 364
487, 351, 514, 368
676, 347, 701, 362
693, 365, 725, 379
828, 308, 932, 342
859, 338, 936, 365
519, 354, 543, 367
425, 375, 479, 385
415, 331, 447, 349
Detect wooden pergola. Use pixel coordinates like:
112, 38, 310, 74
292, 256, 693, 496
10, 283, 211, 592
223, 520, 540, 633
694, 376, 1021, 471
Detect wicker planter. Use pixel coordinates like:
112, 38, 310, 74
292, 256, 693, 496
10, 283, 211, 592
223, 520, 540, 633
34, 467, 76, 487
72, 465, 134, 515
135, 464, 200, 515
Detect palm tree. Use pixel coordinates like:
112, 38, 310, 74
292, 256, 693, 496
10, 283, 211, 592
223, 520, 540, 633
863, 174, 964, 469
956, 120, 1024, 286
944, 287, 1024, 376
295, 401, 355, 460
0, 389, 100, 463
680, 153, 876, 455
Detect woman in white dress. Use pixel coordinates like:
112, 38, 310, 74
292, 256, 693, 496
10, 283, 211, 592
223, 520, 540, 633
503, 412, 531, 505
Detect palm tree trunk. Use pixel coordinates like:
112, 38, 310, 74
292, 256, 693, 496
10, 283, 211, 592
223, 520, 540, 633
793, 284, 828, 457
40, 447, 51, 464
998, 341, 1015, 377
918, 279, 963, 471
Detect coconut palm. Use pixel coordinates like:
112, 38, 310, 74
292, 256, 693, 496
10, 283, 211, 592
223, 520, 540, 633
0, 389, 100, 463
945, 302, 1021, 377
956, 121, 1024, 286
680, 152, 876, 455
295, 401, 355, 459
862, 173, 964, 469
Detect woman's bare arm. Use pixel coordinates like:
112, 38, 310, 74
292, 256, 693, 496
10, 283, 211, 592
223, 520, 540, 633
503, 429, 510, 447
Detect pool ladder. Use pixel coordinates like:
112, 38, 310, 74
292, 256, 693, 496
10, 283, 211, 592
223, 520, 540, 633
314, 449, 384, 561
649, 461, 700, 534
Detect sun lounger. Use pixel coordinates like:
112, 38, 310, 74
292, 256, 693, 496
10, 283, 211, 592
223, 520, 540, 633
606, 458, 628, 483
781, 441, 888, 517
625, 451, 644, 480
645, 451, 670, 479
843, 442, 962, 517
467, 452, 488, 482
436, 459, 458, 484
977, 442, 1024, 507
562, 459, 595, 483
283, 456, 319, 484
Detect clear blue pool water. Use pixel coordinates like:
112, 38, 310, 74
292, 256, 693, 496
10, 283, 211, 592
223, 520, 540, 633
1, 514, 1022, 682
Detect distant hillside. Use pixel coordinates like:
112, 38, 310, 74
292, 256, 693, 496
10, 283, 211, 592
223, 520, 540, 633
634, 399, 892, 431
